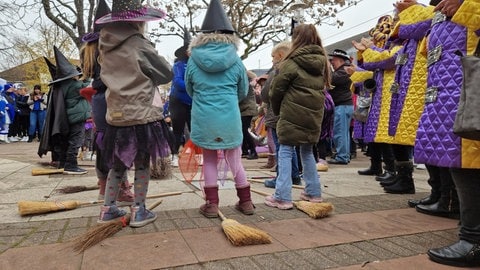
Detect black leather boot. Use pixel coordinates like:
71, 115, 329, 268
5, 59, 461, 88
375, 170, 395, 182
407, 194, 438, 208
384, 161, 415, 194
408, 164, 441, 207
358, 159, 382, 176
415, 166, 459, 219
428, 240, 480, 267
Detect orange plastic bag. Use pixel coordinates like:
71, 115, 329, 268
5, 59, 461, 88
178, 139, 203, 183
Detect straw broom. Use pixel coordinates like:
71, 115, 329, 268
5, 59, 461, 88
55, 185, 99, 194
248, 178, 304, 189
250, 188, 334, 219
18, 191, 183, 216
217, 210, 271, 246
72, 199, 164, 252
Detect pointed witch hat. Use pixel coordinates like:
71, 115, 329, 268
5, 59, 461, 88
96, 0, 166, 24
174, 26, 192, 58
48, 46, 82, 85
43, 57, 57, 80
200, 0, 235, 33
82, 0, 111, 43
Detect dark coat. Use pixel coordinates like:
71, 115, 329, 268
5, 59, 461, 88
269, 45, 327, 145
38, 87, 69, 157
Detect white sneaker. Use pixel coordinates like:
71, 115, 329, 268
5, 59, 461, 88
8, 137, 18, 142
171, 154, 179, 167
21, 136, 29, 142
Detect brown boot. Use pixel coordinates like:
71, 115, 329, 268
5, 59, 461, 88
260, 154, 276, 169
200, 186, 219, 218
235, 185, 254, 215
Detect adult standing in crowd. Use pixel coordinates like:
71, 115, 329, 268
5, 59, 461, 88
240, 70, 259, 160
169, 28, 192, 167
14, 84, 30, 142
327, 49, 354, 165
394, 0, 480, 267
26, 85, 47, 142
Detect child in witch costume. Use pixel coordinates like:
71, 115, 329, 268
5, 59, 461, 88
48, 47, 91, 174
95, 0, 173, 227
185, 0, 252, 218
80, 0, 133, 205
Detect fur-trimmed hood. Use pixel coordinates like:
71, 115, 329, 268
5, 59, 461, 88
188, 33, 241, 73
188, 33, 240, 51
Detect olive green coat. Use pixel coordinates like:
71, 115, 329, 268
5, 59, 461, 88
269, 45, 326, 145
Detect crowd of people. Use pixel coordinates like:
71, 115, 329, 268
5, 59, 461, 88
0, 83, 48, 144
0, 0, 478, 267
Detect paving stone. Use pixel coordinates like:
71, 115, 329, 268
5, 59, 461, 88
352, 241, 398, 260
295, 248, 340, 269
370, 238, 418, 257
227, 256, 264, 270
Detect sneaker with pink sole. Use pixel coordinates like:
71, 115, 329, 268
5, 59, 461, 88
299, 192, 323, 203
264, 195, 293, 210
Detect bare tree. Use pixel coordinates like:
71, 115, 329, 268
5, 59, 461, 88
0, 0, 357, 70
151, 0, 358, 60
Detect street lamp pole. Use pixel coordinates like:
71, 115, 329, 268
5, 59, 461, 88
266, 0, 283, 44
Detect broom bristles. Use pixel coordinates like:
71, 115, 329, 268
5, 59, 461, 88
54, 185, 99, 194
72, 215, 131, 252
221, 218, 272, 246
18, 200, 79, 216
72, 199, 164, 252
293, 201, 334, 219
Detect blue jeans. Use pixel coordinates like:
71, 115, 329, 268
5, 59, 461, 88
29, 110, 46, 137
271, 128, 300, 178
275, 144, 321, 202
333, 105, 354, 162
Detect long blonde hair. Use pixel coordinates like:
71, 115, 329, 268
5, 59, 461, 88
285, 24, 331, 88
80, 41, 98, 80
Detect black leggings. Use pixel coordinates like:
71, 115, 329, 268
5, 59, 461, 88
169, 98, 191, 154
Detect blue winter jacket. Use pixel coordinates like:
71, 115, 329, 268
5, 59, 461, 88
169, 59, 192, 106
185, 34, 249, 150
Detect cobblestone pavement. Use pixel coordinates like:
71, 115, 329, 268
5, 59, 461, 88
0, 141, 465, 269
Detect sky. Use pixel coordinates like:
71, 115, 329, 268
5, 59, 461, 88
153, 0, 430, 71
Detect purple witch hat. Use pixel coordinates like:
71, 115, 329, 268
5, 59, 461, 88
82, 0, 111, 43
96, 0, 166, 24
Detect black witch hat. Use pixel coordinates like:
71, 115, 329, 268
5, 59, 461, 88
200, 0, 235, 33
174, 26, 192, 58
43, 57, 57, 80
48, 46, 82, 85
82, 0, 111, 42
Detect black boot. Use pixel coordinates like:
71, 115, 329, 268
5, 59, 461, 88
358, 159, 382, 176
415, 166, 459, 219
28, 135, 34, 143
428, 240, 480, 267
408, 164, 441, 207
383, 161, 415, 194
375, 170, 396, 182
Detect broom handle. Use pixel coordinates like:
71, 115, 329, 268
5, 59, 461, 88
217, 209, 227, 221
248, 178, 304, 189
147, 199, 163, 210
250, 188, 270, 197
77, 191, 183, 206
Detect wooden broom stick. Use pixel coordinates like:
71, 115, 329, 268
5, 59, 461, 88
18, 191, 183, 216
72, 199, 164, 252
250, 188, 334, 219
217, 210, 271, 246
31, 168, 64, 176
248, 178, 304, 189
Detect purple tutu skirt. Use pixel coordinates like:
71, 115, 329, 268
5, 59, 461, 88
103, 120, 174, 168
